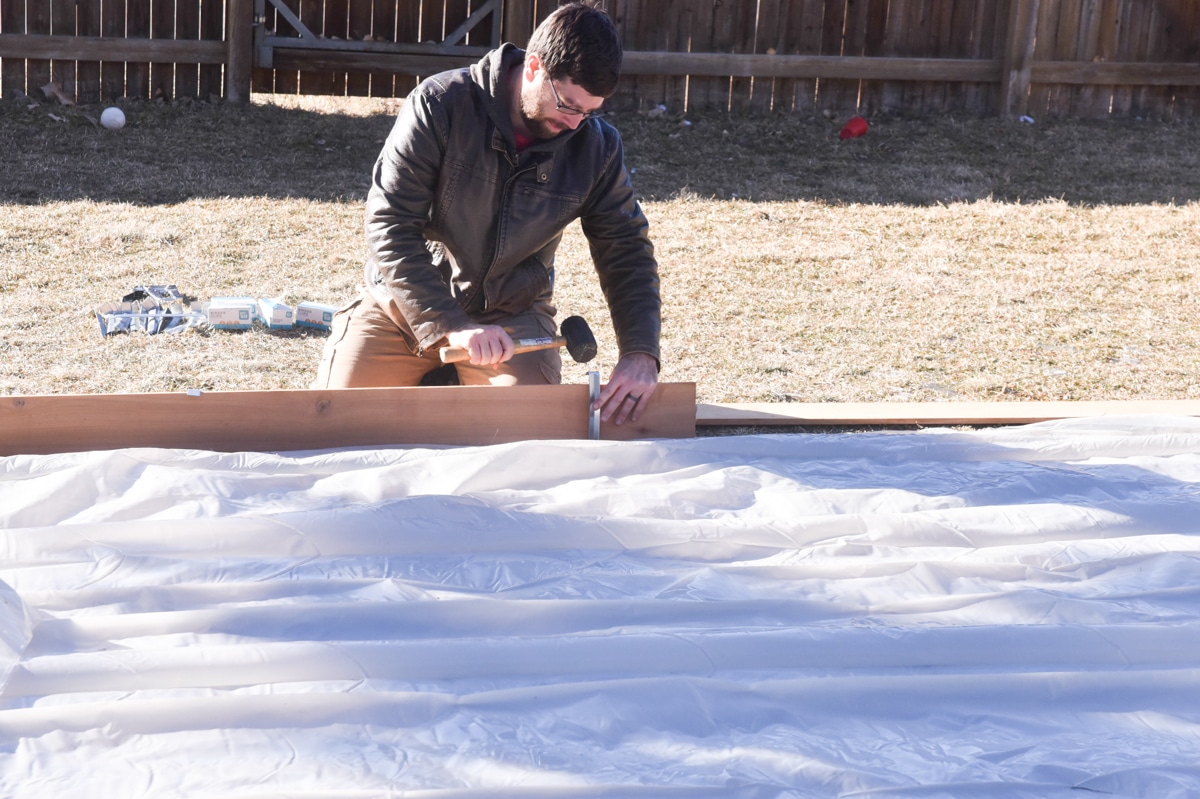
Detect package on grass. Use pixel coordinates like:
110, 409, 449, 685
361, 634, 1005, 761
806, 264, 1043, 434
295, 301, 337, 331
95, 284, 203, 336
206, 297, 257, 330
257, 297, 295, 330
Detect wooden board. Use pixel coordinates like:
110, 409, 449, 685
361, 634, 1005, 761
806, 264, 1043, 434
697, 400, 1200, 427
0, 383, 697, 456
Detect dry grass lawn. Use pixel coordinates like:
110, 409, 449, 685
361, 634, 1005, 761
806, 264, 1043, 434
2, 92, 1199, 405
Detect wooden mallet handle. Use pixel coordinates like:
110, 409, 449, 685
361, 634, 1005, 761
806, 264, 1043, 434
439, 315, 597, 364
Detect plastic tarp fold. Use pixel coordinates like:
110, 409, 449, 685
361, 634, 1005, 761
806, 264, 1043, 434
3, 416, 1200, 797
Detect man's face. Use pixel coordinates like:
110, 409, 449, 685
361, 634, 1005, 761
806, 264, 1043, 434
519, 57, 604, 140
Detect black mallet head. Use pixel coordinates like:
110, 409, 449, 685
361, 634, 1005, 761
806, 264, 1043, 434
560, 315, 598, 363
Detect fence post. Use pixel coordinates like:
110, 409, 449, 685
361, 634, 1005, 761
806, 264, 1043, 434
225, 0, 254, 102
503, 0, 535, 47
1000, 0, 1040, 117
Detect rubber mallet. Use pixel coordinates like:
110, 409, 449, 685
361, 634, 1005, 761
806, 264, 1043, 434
439, 315, 598, 364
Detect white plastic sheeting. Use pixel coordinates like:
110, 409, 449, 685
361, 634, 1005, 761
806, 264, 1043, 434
3, 416, 1200, 798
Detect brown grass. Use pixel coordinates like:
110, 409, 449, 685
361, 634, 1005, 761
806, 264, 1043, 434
2, 92, 1200, 404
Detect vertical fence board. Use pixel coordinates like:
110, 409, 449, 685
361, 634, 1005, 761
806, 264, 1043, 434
1049, 0, 1081, 116
468, 0, 495, 47
175, 0, 202, 98
666, 0, 690, 111
856, 0, 889, 113
1067, 0, 1103, 117
726, 0, 763, 112
445, 0, 470, 41
758, 0, 784, 113
504, 0, 535, 46
899, 0, 932, 112
1130, 1, 1161, 117
610, 0, 645, 110
421, 0, 446, 42
392, 0, 419, 94
148, 0, 175, 99
2, 0, 28, 97
298, 0, 332, 94
417, 0, 449, 93
961, 0, 1001, 116
1107, 0, 1135, 115
697, 0, 733, 112
878, 0, 911, 112
839, 0, 870, 111
946, 0, 977, 112
26, 0, 50, 97
684, 0, 720, 111
101, 0, 127, 99
270, 0, 299, 93
51, 0, 77, 101
344, 0, 370, 95
925, 0, 953, 112
1025, 0, 1055, 117
1096, 0, 1122, 116
199, 0, 223, 98
629, 0, 669, 111
126, 0, 149, 98
747, 0, 781, 112
783, 0, 823, 113
75, 0, 101, 102
365, 0, 396, 97
324, 0, 349, 94
1165, 0, 1200, 118
816, 0, 852, 113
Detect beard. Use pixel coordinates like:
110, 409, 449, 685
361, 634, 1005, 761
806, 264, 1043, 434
519, 89, 567, 140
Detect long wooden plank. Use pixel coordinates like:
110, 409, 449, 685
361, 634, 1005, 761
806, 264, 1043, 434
622, 51, 1000, 80
1032, 61, 1200, 86
697, 400, 1200, 427
0, 384, 697, 456
0, 34, 303, 62
259, 48, 1200, 89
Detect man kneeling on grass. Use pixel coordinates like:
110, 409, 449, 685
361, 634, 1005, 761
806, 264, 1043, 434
315, 1, 661, 426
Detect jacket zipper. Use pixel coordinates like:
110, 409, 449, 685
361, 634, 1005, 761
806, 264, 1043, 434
466, 160, 537, 314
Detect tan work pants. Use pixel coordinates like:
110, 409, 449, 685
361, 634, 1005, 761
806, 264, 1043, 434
315, 291, 562, 388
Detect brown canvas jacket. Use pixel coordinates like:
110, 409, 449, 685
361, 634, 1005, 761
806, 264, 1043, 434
363, 44, 661, 364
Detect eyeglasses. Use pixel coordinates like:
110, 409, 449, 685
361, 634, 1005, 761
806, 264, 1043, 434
547, 78, 603, 120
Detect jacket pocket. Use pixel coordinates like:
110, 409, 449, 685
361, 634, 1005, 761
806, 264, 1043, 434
485, 258, 553, 317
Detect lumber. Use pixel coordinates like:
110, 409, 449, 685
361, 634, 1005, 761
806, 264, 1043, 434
696, 400, 1200, 427
0, 384, 697, 456
0, 34, 225, 64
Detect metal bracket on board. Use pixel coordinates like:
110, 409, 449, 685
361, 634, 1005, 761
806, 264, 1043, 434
588, 371, 601, 440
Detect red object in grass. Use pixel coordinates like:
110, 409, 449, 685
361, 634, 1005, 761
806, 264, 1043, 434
839, 115, 868, 139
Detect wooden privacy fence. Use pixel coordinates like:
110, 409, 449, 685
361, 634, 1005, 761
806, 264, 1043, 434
1, 0, 1198, 117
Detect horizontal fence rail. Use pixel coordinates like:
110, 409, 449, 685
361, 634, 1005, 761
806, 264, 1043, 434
1, 0, 1197, 117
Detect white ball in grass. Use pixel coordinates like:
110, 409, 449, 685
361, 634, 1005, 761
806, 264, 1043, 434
100, 107, 125, 130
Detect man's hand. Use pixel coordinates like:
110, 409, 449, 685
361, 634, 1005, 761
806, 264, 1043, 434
594, 352, 659, 425
445, 325, 515, 366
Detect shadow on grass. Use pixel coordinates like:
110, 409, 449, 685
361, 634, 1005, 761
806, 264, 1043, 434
3, 97, 1199, 206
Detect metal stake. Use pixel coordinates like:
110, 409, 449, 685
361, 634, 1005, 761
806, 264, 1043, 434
588, 370, 600, 440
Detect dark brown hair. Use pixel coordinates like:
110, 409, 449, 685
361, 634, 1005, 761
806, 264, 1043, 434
526, 2, 622, 98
